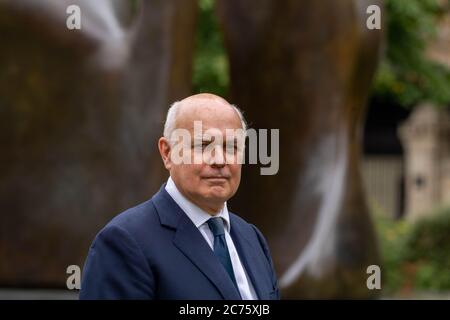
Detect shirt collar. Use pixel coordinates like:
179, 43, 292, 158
165, 176, 230, 232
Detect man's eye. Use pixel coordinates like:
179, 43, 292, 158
193, 142, 210, 150
225, 144, 238, 153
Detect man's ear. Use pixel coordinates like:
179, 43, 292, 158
158, 137, 172, 170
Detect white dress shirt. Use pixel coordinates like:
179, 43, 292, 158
165, 177, 258, 300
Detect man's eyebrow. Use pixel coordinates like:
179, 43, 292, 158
202, 136, 214, 142
192, 136, 213, 142
192, 135, 240, 144
225, 138, 243, 148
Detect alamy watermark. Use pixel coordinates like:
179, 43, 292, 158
167, 121, 279, 176
366, 4, 381, 30
66, 263, 382, 291
66, 5, 81, 30
66, 264, 81, 290
65, 4, 381, 32
366, 264, 381, 290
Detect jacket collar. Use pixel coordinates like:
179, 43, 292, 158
164, 177, 231, 232
152, 184, 241, 300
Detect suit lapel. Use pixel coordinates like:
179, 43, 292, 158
230, 216, 272, 300
172, 217, 242, 300
152, 185, 241, 300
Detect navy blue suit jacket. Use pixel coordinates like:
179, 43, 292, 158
79, 185, 280, 300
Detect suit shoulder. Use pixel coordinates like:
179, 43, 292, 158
97, 197, 159, 240
229, 212, 271, 248
229, 212, 264, 240
228, 211, 251, 229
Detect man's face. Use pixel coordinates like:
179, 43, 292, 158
159, 99, 244, 214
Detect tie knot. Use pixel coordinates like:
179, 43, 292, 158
207, 217, 225, 236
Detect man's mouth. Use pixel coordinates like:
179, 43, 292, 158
203, 176, 229, 181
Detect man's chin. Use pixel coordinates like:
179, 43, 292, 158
204, 187, 230, 202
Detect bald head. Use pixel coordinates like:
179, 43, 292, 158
163, 93, 247, 140
182, 93, 230, 105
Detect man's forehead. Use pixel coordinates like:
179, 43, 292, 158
176, 99, 241, 128
192, 128, 243, 139
179, 98, 233, 116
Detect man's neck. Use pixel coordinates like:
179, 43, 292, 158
181, 190, 224, 215
167, 177, 225, 215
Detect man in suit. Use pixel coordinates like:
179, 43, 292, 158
79, 93, 280, 300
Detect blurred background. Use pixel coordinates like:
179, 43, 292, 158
0, 0, 449, 299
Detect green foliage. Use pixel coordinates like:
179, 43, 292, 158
373, 0, 450, 107
404, 207, 450, 290
192, 0, 229, 97
373, 210, 411, 293
374, 207, 450, 295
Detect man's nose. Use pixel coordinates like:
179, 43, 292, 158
210, 146, 225, 167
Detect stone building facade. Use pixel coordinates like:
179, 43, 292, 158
399, 104, 450, 220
